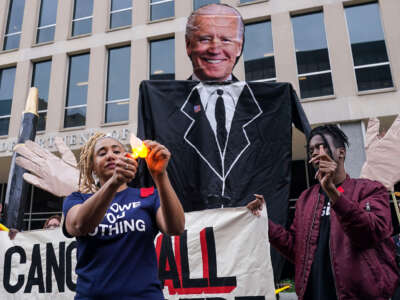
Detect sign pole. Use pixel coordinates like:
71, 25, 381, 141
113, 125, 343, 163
4, 88, 39, 230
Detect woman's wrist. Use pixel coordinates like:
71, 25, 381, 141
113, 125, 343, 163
151, 170, 168, 183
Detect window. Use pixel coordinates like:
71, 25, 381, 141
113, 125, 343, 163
345, 2, 393, 92
0, 67, 16, 136
105, 46, 131, 123
150, 38, 175, 80
23, 186, 63, 230
71, 0, 93, 36
36, 0, 58, 43
3, 0, 25, 50
64, 53, 89, 128
193, 0, 219, 10
32, 60, 52, 131
150, 0, 174, 21
243, 21, 275, 82
292, 12, 334, 99
110, 0, 132, 29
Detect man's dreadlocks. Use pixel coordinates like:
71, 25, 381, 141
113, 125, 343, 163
307, 125, 349, 160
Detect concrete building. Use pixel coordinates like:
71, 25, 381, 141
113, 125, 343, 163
0, 0, 398, 229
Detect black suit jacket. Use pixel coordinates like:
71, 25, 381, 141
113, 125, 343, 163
134, 80, 310, 216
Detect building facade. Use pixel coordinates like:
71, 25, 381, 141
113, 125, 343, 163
0, 0, 399, 229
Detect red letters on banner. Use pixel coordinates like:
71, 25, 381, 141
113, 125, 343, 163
156, 227, 237, 295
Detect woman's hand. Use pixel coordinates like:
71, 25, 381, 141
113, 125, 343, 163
110, 156, 138, 187
144, 140, 170, 179
246, 194, 265, 217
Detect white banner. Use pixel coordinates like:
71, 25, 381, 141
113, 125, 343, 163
0, 229, 77, 299
0, 207, 275, 300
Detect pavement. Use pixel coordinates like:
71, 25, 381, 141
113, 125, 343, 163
279, 293, 298, 300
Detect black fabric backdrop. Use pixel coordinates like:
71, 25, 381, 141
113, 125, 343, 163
133, 80, 311, 280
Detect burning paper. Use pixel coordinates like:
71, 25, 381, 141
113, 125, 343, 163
129, 134, 148, 159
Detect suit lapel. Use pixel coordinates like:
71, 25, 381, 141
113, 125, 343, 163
180, 87, 223, 180
224, 84, 262, 178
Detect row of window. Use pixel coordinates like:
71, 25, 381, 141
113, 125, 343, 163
243, 2, 394, 99
0, 2, 395, 134
2, 0, 260, 51
3, 0, 132, 50
0, 38, 175, 135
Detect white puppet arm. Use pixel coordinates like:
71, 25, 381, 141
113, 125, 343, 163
360, 115, 400, 191
14, 137, 79, 197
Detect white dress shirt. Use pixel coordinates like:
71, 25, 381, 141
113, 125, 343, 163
195, 82, 245, 136
191, 74, 246, 138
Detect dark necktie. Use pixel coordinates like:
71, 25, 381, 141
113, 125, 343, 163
215, 89, 227, 150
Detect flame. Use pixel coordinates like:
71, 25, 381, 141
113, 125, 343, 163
131, 142, 149, 159
129, 134, 149, 159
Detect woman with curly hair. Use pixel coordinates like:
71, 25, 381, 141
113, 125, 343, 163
62, 133, 185, 299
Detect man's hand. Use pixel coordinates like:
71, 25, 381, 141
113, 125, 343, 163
144, 140, 171, 180
246, 194, 265, 217
14, 137, 79, 197
309, 145, 340, 203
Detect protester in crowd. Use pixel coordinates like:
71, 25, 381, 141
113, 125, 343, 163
62, 132, 184, 299
43, 215, 61, 229
247, 125, 399, 300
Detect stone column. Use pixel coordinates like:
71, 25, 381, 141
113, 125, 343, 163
130, 38, 148, 132
92, 0, 108, 34
19, 0, 39, 48
54, 0, 73, 41
271, 12, 299, 92
175, 31, 192, 80
86, 46, 106, 128
340, 121, 366, 178
379, 0, 400, 88
46, 53, 68, 132
324, 2, 357, 97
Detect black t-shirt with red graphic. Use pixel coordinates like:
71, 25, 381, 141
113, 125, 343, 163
304, 191, 338, 300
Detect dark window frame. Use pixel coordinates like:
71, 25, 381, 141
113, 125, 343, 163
64, 53, 90, 128
149, 0, 174, 21
71, 0, 93, 37
0, 66, 17, 136
3, 0, 26, 50
193, 0, 220, 10
243, 20, 276, 82
31, 60, 52, 131
109, 0, 132, 29
105, 45, 131, 123
345, 2, 394, 92
36, 0, 58, 44
292, 11, 334, 99
149, 37, 175, 80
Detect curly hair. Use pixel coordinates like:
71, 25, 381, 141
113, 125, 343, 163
307, 124, 349, 160
78, 132, 106, 193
